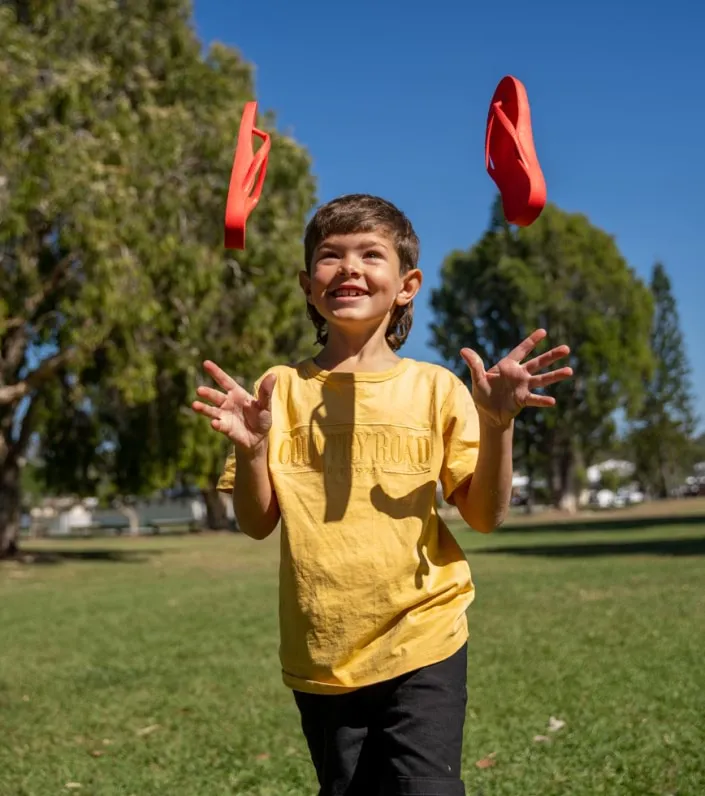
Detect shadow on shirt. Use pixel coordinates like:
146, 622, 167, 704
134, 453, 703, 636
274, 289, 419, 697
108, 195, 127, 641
306, 371, 458, 587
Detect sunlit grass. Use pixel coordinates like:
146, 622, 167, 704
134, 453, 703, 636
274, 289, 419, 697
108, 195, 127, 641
2, 511, 704, 795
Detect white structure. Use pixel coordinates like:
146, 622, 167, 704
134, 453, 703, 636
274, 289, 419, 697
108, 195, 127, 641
586, 459, 636, 485
56, 503, 93, 535
33, 495, 209, 536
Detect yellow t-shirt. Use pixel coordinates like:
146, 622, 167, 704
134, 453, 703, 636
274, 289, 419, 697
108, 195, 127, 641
217, 357, 480, 694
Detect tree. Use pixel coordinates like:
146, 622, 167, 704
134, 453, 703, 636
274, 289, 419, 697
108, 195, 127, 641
628, 263, 698, 497
0, 0, 316, 556
695, 433, 705, 462
430, 198, 654, 512
599, 468, 623, 495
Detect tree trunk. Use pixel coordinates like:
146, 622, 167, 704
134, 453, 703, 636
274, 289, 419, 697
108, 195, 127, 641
0, 459, 21, 558
523, 435, 534, 515
554, 443, 579, 514
657, 446, 669, 499
524, 478, 535, 515
115, 503, 140, 535
202, 486, 229, 530
550, 455, 561, 508
558, 485, 578, 514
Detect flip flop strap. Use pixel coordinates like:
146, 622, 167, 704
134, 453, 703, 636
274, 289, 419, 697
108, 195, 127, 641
486, 101, 528, 171
243, 129, 270, 194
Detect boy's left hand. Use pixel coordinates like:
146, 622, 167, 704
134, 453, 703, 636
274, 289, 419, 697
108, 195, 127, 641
460, 328, 572, 430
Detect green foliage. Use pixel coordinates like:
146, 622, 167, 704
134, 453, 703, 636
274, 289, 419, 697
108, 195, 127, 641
0, 0, 317, 548
599, 468, 623, 494
431, 198, 654, 507
694, 433, 705, 462
628, 263, 699, 497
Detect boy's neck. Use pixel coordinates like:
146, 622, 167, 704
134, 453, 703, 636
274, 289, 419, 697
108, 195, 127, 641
314, 326, 402, 373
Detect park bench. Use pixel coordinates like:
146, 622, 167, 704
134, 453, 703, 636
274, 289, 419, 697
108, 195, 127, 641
62, 522, 151, 538
147, 518, 200, 535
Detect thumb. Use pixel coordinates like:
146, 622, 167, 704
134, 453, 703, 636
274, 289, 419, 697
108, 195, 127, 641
460, 348, 485, 383
255, 373, 277, 411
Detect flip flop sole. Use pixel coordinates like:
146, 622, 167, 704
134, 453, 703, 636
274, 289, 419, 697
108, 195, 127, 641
485, 75, 546, 226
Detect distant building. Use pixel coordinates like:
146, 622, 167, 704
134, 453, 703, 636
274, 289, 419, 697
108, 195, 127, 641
586, 459, 636, 485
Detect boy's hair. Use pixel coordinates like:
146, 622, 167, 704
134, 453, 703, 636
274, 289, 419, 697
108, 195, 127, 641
303, 194, 420, 351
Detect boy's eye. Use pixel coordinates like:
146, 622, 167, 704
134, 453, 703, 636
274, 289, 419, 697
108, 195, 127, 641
315, 248, 385, 263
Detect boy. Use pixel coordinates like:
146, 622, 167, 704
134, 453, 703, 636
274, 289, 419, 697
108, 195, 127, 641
192, 194, 572, 795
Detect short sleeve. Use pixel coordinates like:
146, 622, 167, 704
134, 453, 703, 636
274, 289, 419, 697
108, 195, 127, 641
216, 450, 236, 493
214, 370, 271, 493
439, 378, 481, 504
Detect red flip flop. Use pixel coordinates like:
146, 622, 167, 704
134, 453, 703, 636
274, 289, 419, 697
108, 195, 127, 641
485, 75, 546, 226
224, 101, 271, 249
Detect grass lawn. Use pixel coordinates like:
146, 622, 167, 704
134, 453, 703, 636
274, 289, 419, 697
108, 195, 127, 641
2, 502, 705, 795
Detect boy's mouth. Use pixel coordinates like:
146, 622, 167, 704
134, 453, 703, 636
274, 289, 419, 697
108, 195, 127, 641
330, 287, 369, 298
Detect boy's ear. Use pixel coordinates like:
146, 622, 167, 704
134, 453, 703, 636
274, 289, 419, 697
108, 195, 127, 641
396, 268, 422, 307
299, 270, 313, 304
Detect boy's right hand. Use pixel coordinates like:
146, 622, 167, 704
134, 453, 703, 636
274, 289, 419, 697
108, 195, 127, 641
192, 360, 276, 453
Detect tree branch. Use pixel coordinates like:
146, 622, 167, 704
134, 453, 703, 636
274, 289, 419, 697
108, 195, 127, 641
28, 252, 75, 319
1, 252, 75, 336
0, 348, 76, 406
2, 326, 29, 376
6, 394, 40, 466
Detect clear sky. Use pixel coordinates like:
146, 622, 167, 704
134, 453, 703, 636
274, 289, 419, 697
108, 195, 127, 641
194, 0, 705, 429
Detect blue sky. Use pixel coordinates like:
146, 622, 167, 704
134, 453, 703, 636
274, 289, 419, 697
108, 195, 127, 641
194, 0, 704, 429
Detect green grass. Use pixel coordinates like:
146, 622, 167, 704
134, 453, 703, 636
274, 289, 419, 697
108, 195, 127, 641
1, 510, 704, 796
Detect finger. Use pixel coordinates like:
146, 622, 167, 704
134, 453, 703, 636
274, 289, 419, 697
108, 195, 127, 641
255, 373, 277, 411
203, 360, 240, 392
529, 366, 573, 389
506, 328, 548, 362
195, 385, 227, 407
460, 348, 485, 383
524, 345, 571, 375
191, 400, 222, 421
524, 393, 557, 408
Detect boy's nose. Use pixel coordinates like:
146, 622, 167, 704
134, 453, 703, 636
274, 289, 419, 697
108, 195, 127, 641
338, 257, 361, 276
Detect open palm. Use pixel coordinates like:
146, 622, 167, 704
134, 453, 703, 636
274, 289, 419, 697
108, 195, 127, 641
192, 360, 276, 451
461, 329, 573, 429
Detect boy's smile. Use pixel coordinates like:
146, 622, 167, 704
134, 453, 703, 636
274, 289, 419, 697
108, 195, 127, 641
328, 284, 370, 301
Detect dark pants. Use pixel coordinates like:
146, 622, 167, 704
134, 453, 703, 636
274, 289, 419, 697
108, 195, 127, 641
293, 643, 468, 796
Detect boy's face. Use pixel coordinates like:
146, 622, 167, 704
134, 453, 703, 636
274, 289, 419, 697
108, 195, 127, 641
299, 230, 422, 340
